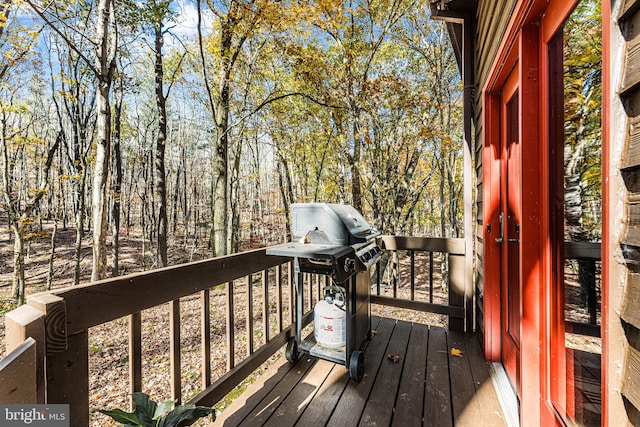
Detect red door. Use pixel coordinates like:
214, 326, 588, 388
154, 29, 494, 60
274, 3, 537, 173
500, 67, 521, 397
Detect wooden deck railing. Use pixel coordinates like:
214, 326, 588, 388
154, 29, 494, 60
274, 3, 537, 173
565, 241, 601, 337
1, 236, 467, 425
374, 236, 468, 331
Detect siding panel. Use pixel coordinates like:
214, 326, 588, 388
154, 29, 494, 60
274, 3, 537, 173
622, 29, 640, 96
622, 271, 640, 329
622, 344, 640, 418
621, 115, 640, 169
624, 194, 640, 247
618, 0, 640, 422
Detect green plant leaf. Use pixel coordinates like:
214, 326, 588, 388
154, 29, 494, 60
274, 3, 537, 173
157, 404, 213, 427
99, 408, 141, 426
153, 399, 177, 420
131, 392, 157, 426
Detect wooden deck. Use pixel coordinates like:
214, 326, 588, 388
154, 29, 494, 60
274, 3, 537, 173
213, 317, 511, 426
567, 348, 601, 426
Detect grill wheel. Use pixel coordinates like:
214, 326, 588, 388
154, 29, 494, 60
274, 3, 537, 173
286, 337, 299, 363
349, 350, 364, 381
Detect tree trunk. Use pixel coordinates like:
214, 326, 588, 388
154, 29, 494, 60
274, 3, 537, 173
111, 84, 124, 276
92, 81, 111, 281
439, 162, 446, 238
196, 0, 238, 257
211, 22, 233, 256
74, 173, 85, 286
276, 153, 293, 241
350, 118, 363, 211
182, 148, 189, 248
172, 154, 181, 234
230, 138, 242, 253
46, 219, 58, 290
91, 0, 116, 281
154, 23, 168, 267
213, 125, 229, 256
2, 127, 61, 302
11, 224, 26, 305
564, 140, 590, 307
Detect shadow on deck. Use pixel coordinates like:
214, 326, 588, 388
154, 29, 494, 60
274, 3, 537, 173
214, 317, 511, 427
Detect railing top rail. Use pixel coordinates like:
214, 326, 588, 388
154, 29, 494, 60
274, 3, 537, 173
25, 236, 467, 335
378, 235, 465, 255
40, 248, 290, 335
564, 241, 601, 260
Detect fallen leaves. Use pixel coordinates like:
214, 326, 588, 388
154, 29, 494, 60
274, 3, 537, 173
450, 347, 463, 357
387, 353, 400, 363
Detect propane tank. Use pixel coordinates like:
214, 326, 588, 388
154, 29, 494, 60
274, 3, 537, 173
314, 292, 346, 349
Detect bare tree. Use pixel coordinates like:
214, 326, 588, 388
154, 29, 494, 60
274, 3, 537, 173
26, 0, 118, 281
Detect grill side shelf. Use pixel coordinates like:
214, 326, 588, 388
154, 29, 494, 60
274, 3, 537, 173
265, 243, 354, 259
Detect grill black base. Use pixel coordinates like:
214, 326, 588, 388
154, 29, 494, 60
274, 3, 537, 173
271, 254, 372, 381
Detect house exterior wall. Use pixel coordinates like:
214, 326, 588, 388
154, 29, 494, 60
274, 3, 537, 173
610, 0, 640, 424
435, 0, 639, 423
473, 0, 517, 342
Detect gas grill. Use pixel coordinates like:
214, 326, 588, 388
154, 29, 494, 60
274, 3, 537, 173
266, 203, 382, 381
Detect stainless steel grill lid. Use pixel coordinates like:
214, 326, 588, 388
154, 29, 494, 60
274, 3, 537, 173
267, 203, 382, 283
291, 203, 379, 245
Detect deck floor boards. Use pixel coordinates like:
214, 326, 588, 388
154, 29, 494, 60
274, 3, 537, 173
391, 322, 429, 427
424, 326, 453, 427
213, 317, 509, 427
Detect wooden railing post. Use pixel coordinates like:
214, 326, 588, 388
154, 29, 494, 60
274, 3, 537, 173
449, 253, 466, 332
30, 293, 89, 426
4, 305, 46, 403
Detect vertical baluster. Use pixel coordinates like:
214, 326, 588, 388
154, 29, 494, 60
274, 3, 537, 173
170, 299, 181, 404
393, 251, 398, 299
129, 312, 142, 410
448, 253, 465, 332
263, 269, 269, 343
325, 276, 331, 298
276, 265, 283, 333
376, 261, 381, 296
307, 273, 313, 311
246, 274, 254, 355
410, 250, 415, 301
201, 289, 211, 389
429, 252, 434, 304
587, 260, 597, 325
226, 281, 235, 370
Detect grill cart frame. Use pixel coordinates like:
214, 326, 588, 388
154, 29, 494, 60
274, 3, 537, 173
266, 203, 381, 381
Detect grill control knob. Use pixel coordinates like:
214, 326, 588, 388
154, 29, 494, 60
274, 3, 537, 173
344, 258, 355, 272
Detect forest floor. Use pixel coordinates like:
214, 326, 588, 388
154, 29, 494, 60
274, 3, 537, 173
0, 219, 447, 426
0, 220, 222, 425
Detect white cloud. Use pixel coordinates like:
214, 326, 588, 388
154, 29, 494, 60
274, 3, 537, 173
171, 0, 215, 40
